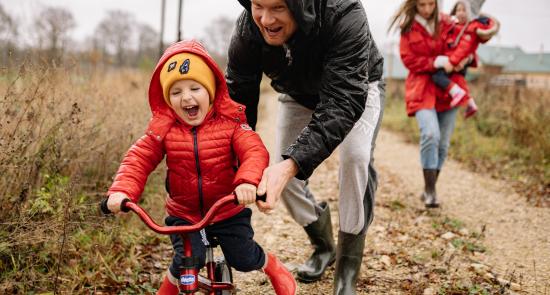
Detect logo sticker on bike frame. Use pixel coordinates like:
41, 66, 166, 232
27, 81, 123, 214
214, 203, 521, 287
181, 274, 196, 285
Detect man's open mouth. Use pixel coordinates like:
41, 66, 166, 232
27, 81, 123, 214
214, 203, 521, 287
265, 27, 283, 36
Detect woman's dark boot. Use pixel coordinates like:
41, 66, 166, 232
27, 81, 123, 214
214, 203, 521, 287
296, 202, 336, 282
333, 231, 366, 295
421, 169, 439, 208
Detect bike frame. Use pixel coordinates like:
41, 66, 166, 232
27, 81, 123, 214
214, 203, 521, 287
121, 195, 237, 294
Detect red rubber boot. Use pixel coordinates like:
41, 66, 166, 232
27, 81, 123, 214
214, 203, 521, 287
263, 253, 297, 295
157, 275, 179, 295
464, 98, 478, 119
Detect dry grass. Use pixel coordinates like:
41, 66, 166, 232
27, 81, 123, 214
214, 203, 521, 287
0, 60, 158, 292
0, 62, 275, 293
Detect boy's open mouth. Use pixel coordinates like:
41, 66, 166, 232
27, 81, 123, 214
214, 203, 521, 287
184, 105, 199, 117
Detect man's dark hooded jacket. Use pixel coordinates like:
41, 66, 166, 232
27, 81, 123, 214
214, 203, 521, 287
226, 0, 384, 180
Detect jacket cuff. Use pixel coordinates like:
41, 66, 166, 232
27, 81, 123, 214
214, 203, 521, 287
282, 153, 311, 181
107, 189, 137, 203
433, 56, 449, 68
233, 178, 259, 187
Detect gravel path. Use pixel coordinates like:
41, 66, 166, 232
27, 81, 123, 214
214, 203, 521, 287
232, 90, 550, 294
375, 130, 550, 293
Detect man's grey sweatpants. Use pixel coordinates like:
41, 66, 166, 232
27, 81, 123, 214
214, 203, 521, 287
275, 81, 385, 235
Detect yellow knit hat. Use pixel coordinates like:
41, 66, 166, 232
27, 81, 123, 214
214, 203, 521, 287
159, 53, 216, 106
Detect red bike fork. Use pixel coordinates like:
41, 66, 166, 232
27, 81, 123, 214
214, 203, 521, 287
205, 246, 216, 295
178, 234, 199, 293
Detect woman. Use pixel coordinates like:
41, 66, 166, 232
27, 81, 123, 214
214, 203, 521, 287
389, 0, 460, 208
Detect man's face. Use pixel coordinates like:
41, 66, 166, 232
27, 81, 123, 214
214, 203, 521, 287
251, 0, 297, 46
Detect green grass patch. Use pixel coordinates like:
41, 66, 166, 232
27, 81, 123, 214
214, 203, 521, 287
442, 217, 464, 231
451, 238, 486, 253
389, 199, 407, 211
431, 249, 442, 260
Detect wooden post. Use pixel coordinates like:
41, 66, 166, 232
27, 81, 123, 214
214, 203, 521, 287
177, 0, 184, 41
159, 0, 166, 57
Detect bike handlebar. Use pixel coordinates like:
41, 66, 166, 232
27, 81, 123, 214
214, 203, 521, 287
100, 194, 267, 235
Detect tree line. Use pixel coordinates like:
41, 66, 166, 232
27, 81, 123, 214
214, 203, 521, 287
0, 3, 235, 70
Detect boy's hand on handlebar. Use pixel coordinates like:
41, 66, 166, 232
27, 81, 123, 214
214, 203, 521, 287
107, 192, 129, 214
234, 183, 257, 205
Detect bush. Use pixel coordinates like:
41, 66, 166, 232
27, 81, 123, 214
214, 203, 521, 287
0, 60, 164, 293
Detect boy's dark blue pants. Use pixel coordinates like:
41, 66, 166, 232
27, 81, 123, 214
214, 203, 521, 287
432, 68, 469, 90
432, 69, 452, 90
165, 208, 265, 278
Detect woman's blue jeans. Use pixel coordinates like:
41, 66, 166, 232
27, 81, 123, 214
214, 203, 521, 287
415, 108, 459, 170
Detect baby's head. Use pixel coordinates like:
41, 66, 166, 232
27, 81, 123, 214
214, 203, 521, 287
451, 1, 470, 24
160, 53, 216, 126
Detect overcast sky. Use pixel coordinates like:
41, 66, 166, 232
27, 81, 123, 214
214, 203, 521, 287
2, 0, 549, 53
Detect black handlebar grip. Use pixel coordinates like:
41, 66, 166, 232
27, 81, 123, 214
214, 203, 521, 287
232, 192, 268, 204
256, 194, 267, 202
100, 198, 131, 214
100, 198, 111, 215
120, 198, 131, 213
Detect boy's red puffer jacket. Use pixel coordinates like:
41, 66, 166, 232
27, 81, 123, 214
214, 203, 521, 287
108, 40, 269, 224
434, 16, 498, 111
445, 16, 497, 67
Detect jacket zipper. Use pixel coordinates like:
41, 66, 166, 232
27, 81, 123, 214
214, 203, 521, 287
283, 43, 293, 66
192, 127, 205, 217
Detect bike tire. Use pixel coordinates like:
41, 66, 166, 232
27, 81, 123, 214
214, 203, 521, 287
214, 256, 234, 295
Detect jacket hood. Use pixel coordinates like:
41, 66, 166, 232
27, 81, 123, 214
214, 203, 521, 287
237, 0, 319, 36
452, 0, 481, 21
148, 40, 246, 126
468, 0, 485, 19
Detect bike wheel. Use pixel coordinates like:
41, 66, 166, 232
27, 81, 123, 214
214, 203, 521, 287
214, 256, 234, 295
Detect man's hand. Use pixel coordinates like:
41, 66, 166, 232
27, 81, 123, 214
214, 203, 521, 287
234, 183, 257, 205
256, 159, 299, 213
107, 192, 129, 214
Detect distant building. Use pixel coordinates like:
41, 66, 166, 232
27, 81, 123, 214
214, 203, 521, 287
383, 52, 408, 80
477, 45, 550, 89
476, 45, 525, 74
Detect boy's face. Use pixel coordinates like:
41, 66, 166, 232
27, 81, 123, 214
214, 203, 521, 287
455, 3, 468, 24
169, 79, 211, 126
251, 0, 297, 46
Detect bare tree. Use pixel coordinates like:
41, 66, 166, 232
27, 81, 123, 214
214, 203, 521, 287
34, 6, 76, 64
0, 3, 17, 66
94, 10, 135, 66
0, 3, 16, 41
137, 23, 158, 64
200, 16, 236, 68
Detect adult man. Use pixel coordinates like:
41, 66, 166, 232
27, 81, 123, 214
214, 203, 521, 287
226, 0, 384, 293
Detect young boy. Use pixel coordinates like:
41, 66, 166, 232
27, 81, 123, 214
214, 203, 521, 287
105, 40, 296, 295
432, 0, 499, 118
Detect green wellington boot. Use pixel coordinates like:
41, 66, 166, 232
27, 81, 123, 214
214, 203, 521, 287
333, 231, 366, 295
296, 202, 336, 282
